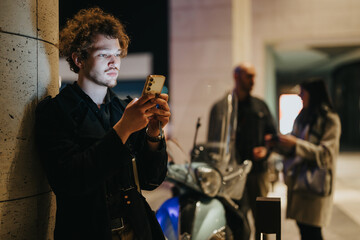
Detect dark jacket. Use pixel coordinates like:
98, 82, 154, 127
235, 95, 277, 172
208, 93, 277, 173
35, 83, 167, 240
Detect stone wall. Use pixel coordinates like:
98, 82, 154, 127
0, 0, 58, 239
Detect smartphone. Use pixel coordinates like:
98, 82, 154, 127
141, 75, 165, 96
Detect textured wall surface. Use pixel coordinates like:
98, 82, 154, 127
169, 0, 360, 154
0, 0, 58, 239
169, 0, 232, 153
251, 0, 360, 101
169, 0, 251, 153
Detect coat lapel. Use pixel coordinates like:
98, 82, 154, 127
56, 85, 107, 139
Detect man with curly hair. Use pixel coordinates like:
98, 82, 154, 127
35, 7, 170, 240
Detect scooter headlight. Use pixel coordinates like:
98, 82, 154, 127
195, 166, 222, 197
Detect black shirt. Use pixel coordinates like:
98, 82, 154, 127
236, 95, 277, 172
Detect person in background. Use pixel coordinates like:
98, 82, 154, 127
208, 63, 277, 239
266, 78, 341, 240
35, 7, 170, 240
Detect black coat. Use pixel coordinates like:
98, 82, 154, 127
35, 84, 167, 240
208, 94, 277, 173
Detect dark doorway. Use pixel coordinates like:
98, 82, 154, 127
332, 61, 360, 151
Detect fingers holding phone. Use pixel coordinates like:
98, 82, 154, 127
140, 75, 171, 128
146, 94, 171, 130
113, 75, 170, 143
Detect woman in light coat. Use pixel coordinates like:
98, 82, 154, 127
267, 78, 341, 240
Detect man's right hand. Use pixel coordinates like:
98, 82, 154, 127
113, 94, 158, 143
253, 146, 267, 161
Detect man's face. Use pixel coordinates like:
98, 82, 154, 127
235, 66, 255, 95
81, 34, 121, 88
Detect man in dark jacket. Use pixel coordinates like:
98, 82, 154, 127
35, 7, 171, 240
208, 63, 277, 240
233, 63, 277, 240
233, 63, 277, 185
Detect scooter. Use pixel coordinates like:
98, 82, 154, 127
156, 92, 252, 240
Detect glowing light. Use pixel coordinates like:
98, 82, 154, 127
279, 94, 303, 134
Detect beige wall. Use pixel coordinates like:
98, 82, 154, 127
252, 0, 360, 106
169, 0, 252, 153
169, 0, 360, 154
0, 0, 58, 238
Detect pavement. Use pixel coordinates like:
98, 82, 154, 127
144, 152, 360, 240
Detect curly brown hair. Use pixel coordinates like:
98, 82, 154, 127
59, 7, 130, 73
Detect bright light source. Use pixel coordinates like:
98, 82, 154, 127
279, 94, 303, 134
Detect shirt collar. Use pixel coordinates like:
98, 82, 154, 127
72, 81, 115, 106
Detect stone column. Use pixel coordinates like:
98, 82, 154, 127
232, 0, 252, 65
169, 0, 252, 153
0, 0, 58, 239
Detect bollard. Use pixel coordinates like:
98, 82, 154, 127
255, 197, 281, 240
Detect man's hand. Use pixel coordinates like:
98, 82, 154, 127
264, 134, 277, 147
146, 93, 171, 137
113, 94, 171, 143
253, 146, 267, 161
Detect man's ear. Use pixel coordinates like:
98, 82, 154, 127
72, 52, 84, 69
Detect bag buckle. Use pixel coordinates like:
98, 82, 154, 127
111, 217, 125, 232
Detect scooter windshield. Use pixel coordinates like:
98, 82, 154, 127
206, 90, 238, 172
196, 91, 251, 200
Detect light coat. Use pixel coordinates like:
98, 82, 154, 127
284, 109, 341, 227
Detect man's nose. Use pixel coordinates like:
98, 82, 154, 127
108, 55, 120, 65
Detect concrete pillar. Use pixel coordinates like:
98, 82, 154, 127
0, 0, 58, 239
169, 0, 252, 153
232, 0, 252, 64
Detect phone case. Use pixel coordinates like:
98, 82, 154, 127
141, 75, 165, 96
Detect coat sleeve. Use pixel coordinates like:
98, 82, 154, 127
115, 98, 168, 191
136, 138, 168, 191
35, 98, 135, 196
295, 112, 341, 168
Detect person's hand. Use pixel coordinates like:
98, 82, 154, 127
146, 93, 171, 137
265, 134, 277, 147
253, 146, 267, 161
278, 134, 297, 148
113, 94, 153, 143
113, 94, 171, 143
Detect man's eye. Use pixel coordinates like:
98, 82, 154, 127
99, 54, 108, 57
115, 53, 121, 57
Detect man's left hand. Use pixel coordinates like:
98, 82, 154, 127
146, 93, 171, 137
253, 146, 267, 161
